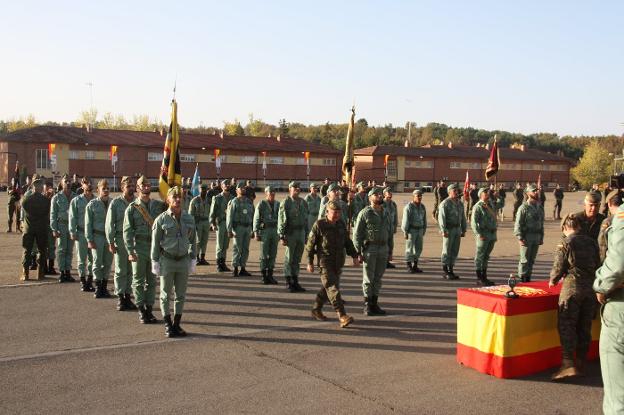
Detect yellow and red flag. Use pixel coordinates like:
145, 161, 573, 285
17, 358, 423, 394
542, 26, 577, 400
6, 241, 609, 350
485, 135, 500, 180
158, 99, 182, 200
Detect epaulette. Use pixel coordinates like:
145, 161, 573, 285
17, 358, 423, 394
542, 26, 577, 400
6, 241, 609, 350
618, 212, 624, 219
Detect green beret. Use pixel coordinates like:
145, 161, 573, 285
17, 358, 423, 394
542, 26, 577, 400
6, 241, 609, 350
167, 186, 182, 197
447, 183, 459, 192
137, 175, 149, 186
327, 183, 339, 192
326, 200, 341, 211
236, 181, 245, 189
265, 185, 275, 193
412, 189, 423, 196
526, 184, 538, 192
367, 187, 382, 197
200, 183, 208, 189
585, 191, 602, 204
289, 181, 300, 189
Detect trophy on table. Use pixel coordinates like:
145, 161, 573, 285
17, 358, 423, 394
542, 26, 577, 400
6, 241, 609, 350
505, 273, 520, 299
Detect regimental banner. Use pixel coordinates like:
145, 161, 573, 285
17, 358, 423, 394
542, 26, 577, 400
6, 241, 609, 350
456, 281, 600, 378
48, 143, 57, 170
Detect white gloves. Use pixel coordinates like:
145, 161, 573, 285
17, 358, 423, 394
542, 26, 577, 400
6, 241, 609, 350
151, 261, 161, 276
188, 260, 196, 274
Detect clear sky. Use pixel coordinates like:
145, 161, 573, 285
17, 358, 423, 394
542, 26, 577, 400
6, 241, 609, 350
1, 0, 622, 136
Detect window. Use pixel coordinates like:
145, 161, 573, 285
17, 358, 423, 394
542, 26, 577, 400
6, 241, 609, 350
322, 158, 336, 166
148, 152, 163, 162
36, 149, 50, 169
450, 161, 461, 169
85, 151, 96, 160
240, 156, 257, 164
295, 157, 306, 165
269, 157, 284, 164
180, 153, 196, 163
69, 150, 79, 160
386, 160, 397, 177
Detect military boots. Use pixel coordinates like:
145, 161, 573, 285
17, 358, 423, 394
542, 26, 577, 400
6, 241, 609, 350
285, 277, 297, 293
83, 275, 95, 292
217, 259, 227, 272
117, 294, 128, 311
448, 266, 460, 280
370, 296, 387, 315
363, 297, 373, 316
164, 315, 175, 338
291, 276, 306, 292
407, 262, 416, 274
47, 259, 58, 275
311, 293, 327, 321
413, 261, 423, 273
337, 305, 354, 328
261, 269, 270, 285
267, 269, 278, 284
476, 270, 495, 287
442, 265, 451, 279
125, 293, 137, 310
233, 267, 239, 277
173, 314, 186, 337
198, 254, 209, 266
239, 267, 251, 277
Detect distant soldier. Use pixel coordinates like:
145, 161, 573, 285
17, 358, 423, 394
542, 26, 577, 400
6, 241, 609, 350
70, 173, 81, 194
339, 180, 350, 203
253, 186, 280, 284
226, 182, 254, 277
470, 187, 498, 286
552, 184, 564, 220
401, 189, 427, 274
69, 177, 94, 291
351, 182, 368, 221
124, 175, 166, 324
318, 183, 349, 227
19, 179, 49, 281
86, 179, 113, 299
106, 176, 136, 310
244, 180, 256, 202
538, 185, 546, 207
320, 178, 330, 197
50, 174, 76, 282
151, 186, 196, 338
306, 201, 358, 328
598, 190, 623, 262
433, 180, 448, 221
573, 191, 605, 241
438, 183, 466, 280
549, 214, 600, 381
7, 181, 21, 233
277, 181, 309, 293
513, 184, 545, 282
383, 187, 398, 269
497, 184, 507, 221
353, 187, 393, 316
182, 177, 193, 212
467, 183, 479, 221
189, 183, 212, 266
600, 185, 612, 218
304, 183, 321, 232
43, 182, 57, 274
512, 182, 524, 221
209, 179, 233, 272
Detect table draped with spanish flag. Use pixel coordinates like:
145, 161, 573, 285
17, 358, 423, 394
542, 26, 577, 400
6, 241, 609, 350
457, 281, 600, 378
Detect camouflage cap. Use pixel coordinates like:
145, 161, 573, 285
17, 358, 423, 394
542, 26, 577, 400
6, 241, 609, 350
447, 183, 459, 192
585, 191, 602, 204
326, 200, 341, 211
167, 186, 182, 198
383, 186, 392, 194
137, 175, 149, 186
412, 188, 423, 196
327, 183, 339, 192
526, 184, 538, 192
289, 181, 300, 189
367, 186, 383, 197
265, 185, 275, 193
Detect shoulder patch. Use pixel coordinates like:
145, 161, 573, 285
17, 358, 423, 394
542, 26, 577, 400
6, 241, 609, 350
618, 212, 624, 218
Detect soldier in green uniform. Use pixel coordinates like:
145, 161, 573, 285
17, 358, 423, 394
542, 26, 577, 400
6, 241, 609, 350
513, 184, 545, 282
401, 189, 427, 273
7, 182, 21, 233
572, 191, 605, 241
470, 188, 499, 286
278, 181, 309, 293
598, 190, 622, 263
86, 179, 113, 299
306, 201, 358, 328
209, 179, 233, 272
124, 175, 166, 324
467, 183, 479, 221
151, 186, 196, 338
19, 179, 49, 281
43, 182, 57, 274
226, 182, 254, 277
552, 184, 564, 220
351, 182, 368, 222
182, 177, 192, 213
69, 177, 94, 291
353, 187, 393, 316
189, 183, 212, 266
253, 186, 280, 284
594, 199, 624, 414
438, 183, 466, 280
304, 183, 321, 232
50, 174, 76, 282
244, 180, 256, 202
548, 214, 600, 381
318, 184, 349, 224
106, 176, 136, 310
383, 187, 398, 269
320, 178, 330, 197
512, 182, 524, 221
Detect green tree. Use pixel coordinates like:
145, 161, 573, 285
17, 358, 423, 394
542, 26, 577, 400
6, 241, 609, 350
223, 119, 244, 136
571, 141, 614, 189
278, 118, 289, 136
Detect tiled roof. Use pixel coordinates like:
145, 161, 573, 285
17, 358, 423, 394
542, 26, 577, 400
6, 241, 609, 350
354, 145, 573, 163
1, 126, 342, 154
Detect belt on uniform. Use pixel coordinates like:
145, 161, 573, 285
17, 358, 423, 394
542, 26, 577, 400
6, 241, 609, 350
409, 226, 423, 230
233, 223, 251, 228
161, 251, 188, 261
93, 229, 105, 236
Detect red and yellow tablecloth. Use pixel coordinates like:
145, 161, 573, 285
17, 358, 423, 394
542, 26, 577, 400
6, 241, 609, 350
457, 281, 600, 378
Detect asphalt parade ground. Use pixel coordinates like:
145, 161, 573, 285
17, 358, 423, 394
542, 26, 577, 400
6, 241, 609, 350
0, 191, 603, 414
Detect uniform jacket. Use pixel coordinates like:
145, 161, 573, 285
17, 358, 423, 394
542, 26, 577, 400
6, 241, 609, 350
401, 202, 427, 236
306, 218, 357, 266
21, 192, 50, 232
106, 196, 131, 244
69, 193, 91, 237
123, 198, 166, 256
151, 209, 196, 261
353, 205, 393, 253
85, 197, 110, 242
50, 191, 76, 233
594, 205, 624, 305
209, 192, 232, 226
253, 199, 280, 234
550, 233, 600, 302
277, 196, 309, 237
304, 193, 321, 219
513, 201, 544, 242
470, 200, 498, 241
226, 196, 254, 232
438, 197, 467, 234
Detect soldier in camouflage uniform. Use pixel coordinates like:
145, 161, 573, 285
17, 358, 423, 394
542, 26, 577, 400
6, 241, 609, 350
306, 201, 358, 327
278, 181, 309, 293
513, 184, 545, 282
189, 183, 212, 266
383, 187, 398, 268
7, 182, 21, 233
598, 190, 622, 263
552, 184, 564, 220
151, 186, 196, 338
438, 183, 466, 280
353, 187, 393, 316
226, 182, 254, 277
433, 180, 448, 221
209, 179, 233, 272
470, 188, 499, 286
573, 191, 605, 241
549, 214, 600, 381
19, 179, 49, 281
86, 179, 113, 299
69, 177, 94, 291
50, 174, 76, 282
401, 189, 427, 273
253, 186, 279, 284
106, 176, 136, 310
124, 175, 166, 324
304, 183, 321, 233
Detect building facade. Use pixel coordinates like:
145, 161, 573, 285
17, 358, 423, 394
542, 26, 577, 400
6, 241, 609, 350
354, 143, 574, 191
0, 126, 342, 189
